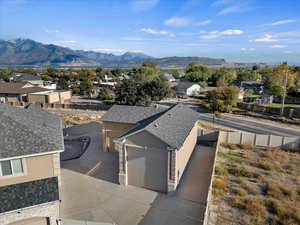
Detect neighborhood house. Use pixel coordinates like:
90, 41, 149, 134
0, 104, 64, 225
101, 104, 199, 193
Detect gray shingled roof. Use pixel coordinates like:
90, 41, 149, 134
0, 82, 48, 94
116, 104, 199, 150
101, 105, 167, 124
0, 104, 64, 159
175, 81, 199, 94
12, 73, 42, 81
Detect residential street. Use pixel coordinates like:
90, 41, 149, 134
198, 113, 300, 137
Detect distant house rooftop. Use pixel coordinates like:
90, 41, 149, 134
10, 73, 42, 82
0, 82, 48, 94
175, 81, 200, 93
0, 104, 64, 159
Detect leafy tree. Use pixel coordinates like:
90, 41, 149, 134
216, 75, 228, 87
237, 69, 260, 82
115, 71, 172, 106
41, 74, 53, 81
207, 86, 240, 112
57, 76, 69, 90
97, 88, 114, 100
142, 60, 157, 68
210, 68, 235, 85
0, 69, 13, 81
79, 78, 93, 96
263, 63, 295, 97
96, 66, 103, 75
184, 62, 210, 82
72, 88, 80, 95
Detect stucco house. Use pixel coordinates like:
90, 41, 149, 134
175, 81, 202, 96
0, 104, 64, 225
0, 82, 48, 103
0, 82, 71, 104
9, 73, 44, 87
101, 103, 199, 193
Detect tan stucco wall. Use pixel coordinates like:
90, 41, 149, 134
27, 94, 46, 103
102, 121, 136, 152
175, 122, 198, 183
59, 91, 71, 103
47, 93, 60, 103
0, 154, 56, 187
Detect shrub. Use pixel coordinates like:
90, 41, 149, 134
238, 142, 254, 150
254, 160, 279, 171
228, 166, 261, 179
263, 181, 297, 200
213, 178, 227, 189
222, 142, 237, 150
230, 197, 267, 217
232, 188, 247, 196
215, 164, 228, 176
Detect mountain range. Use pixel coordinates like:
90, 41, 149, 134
0, 39, 264, 68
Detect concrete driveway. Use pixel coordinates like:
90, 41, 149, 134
60, 135, 215, 225
61, 122, 118, 183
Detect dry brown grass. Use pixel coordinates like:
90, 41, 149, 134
228, 165, 262, 179
213, 178, 227, 189
54, 113, 100, 125
263, 181, 297, 200
212, 143, 300, 225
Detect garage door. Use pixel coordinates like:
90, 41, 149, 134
126, 145, 168, 192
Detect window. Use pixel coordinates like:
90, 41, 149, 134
0, 159, 24, 177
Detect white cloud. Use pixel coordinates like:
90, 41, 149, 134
45, 29, 60, 34
218, 5, 243, 15
212, 0, 252, 15
271, 19, 296, 26
164, 17, 191, 27
270, 45, 287, 49
140, 28, 175, 37
252, 34, 278, 43
130, 0, 159, 12
200, 29, 244, 39
241, 48, 255, 51
195, 20, 212, 26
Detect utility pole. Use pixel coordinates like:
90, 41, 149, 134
280, 62, 289, 116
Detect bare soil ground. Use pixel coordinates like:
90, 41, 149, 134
53, 113, 101, 125
212, 143, 300, 225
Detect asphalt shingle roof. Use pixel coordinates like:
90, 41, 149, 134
175, 81, 199, 93
115, 104, 200, 150
0, 82, 48, 94
12, 73, 42, 81
0, 104, 64, 159
101, 104, 167, 124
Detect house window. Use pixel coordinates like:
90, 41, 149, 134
0, 159, 24, 177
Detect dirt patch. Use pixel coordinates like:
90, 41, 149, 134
211, 144, 300, 225
54, 113, 101, 125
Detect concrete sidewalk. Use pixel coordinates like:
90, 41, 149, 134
61, 219, 115, 225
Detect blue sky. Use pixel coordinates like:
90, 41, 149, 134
1, 0, 300, 63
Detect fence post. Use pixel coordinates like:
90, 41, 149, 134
267, 135, 271, 147
226, 131, 229, 143
240, 132, 243, 144
254, 133, 257, 146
